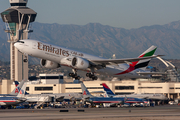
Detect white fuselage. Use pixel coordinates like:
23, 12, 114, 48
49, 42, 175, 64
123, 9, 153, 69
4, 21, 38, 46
113, 94, 167, 100
14, 39, 148, 79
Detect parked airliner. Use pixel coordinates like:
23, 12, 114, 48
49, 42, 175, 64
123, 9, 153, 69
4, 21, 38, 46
14, 39, 161, 80
14, 81, 82, 103
101, 83, 167, 100
81, 82, 145, 106
0, 79, 27, 97
0, 79, 27, 107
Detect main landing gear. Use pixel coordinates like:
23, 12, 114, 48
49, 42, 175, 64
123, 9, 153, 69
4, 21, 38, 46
86, 73, 98, 80
69, 69, 98, 80
69, 69, 81, 80
69, 73, 81, 80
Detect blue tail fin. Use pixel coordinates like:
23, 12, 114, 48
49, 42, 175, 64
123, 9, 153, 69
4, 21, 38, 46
101, 83, 115, 96
14, 81, 19, 87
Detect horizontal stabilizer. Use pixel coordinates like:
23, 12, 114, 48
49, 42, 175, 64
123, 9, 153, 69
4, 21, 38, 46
136, 72, 167, 75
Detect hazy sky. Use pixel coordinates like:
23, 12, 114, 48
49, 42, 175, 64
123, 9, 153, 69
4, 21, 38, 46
0, 0, 180, 29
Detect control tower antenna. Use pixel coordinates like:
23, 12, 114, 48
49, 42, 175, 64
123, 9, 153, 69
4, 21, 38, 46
1, 0, 37, 82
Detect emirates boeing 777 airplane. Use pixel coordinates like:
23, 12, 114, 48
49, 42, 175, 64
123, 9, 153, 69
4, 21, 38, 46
14, 39, 161, 80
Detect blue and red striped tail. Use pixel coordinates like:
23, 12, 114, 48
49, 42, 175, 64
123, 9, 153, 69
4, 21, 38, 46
101, 83, 115, 96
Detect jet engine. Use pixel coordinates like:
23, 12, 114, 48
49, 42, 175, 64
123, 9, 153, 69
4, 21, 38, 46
40, 59, 60, 69
71, 57, 90, 69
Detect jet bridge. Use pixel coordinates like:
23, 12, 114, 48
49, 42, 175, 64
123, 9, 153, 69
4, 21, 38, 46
156, 57, 180, 82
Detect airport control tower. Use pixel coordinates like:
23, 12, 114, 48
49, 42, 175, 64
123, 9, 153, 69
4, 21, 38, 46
1, 0, 37, 82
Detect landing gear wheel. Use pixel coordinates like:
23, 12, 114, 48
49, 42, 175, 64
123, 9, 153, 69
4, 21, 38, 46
94, 76, 98, 80
69, 73, 72, 77
86, 73, 90, 77
69, 70, 81, 80
75, 76, 81, 80
86, 73, 98, 80
92, 76, 98, 80
69, 73, 75, 77
23, 59, 28, 62
89, 74, 93, 78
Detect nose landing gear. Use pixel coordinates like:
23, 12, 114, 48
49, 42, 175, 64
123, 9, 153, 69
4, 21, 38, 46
23, 53, 28, 62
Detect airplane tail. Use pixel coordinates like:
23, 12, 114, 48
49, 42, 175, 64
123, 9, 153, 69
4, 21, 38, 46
14, 81, 19, 87
16, 80, 27, 98
131, 45, 157, 70
9, 79, 27, 96
101, 83, 115, 97
81, 82, 93, 98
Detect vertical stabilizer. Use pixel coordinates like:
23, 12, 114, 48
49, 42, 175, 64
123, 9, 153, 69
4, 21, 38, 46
9, 79, 27, 95
132, 45, 157, 70
16, 79, 27, 98
14, 81, 19, 87
115, 45, 157, 75
101, 83, 115, 97
81, 82, 93, 98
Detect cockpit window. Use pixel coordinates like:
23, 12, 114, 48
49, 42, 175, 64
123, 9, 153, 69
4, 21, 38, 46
17, 41, 24, 43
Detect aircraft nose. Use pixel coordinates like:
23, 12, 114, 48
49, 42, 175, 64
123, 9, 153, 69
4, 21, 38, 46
14, 42, 19, 48
14, 42, 24, 52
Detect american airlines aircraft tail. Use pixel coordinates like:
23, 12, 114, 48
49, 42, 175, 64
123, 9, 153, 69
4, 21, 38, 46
0, 79, 27, 106
9, 79, 27, 96
14, 81, 19, 87
81, 82, 93, 98
16, 80, 27, 98
14, 39, 162, 80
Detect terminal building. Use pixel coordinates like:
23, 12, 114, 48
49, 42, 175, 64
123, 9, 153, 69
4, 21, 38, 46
0, 75, 180, 100
39, 74, 64, 84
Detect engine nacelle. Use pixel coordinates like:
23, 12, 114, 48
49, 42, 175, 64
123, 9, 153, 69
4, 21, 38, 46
40, 59, 60, 69
72, 57, 90, 69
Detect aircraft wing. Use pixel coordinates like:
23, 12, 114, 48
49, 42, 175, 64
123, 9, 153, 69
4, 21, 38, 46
136, 72, 167, 75
90, 55, 163, 65
0, 94, 9, 97
56, 96, 64, 102
13, 97, 27, 102
90, 91, 105, 94
83, 96, 91, 99
143, 97, 150, 99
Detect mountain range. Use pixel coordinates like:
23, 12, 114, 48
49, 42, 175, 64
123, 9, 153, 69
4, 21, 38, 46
1, 19, 180, 64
